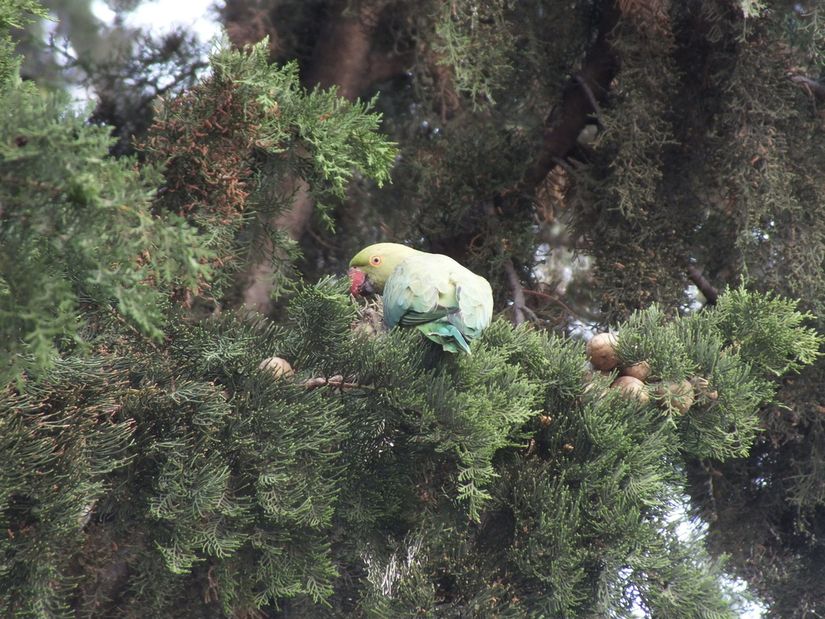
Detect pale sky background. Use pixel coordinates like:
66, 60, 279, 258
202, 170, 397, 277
92, 0, 223, 44
81, 3, 765, 617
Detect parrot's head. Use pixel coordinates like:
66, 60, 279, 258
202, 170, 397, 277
348, 242, 417, 296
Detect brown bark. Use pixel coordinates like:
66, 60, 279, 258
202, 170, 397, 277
687, 265, 719, 306
221, 0, 279, 56
304, 1, 386, 99
521, 4, 620, 192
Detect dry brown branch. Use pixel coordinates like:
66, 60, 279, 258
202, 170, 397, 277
302, 375, 374, 390
687, 265, 718, 305
790, 74, 825, 102
519, 4, 619, 192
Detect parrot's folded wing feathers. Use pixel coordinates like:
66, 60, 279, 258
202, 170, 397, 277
382, 255, 450, 328
381, 252, 492, 353
397, 308, 450, 326
416, 322, 471, 354
454, 279, 494, 339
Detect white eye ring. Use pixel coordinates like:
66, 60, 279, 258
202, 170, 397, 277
369, 256, 382, 266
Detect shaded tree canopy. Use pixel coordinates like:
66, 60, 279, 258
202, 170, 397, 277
4, 0, 825, 616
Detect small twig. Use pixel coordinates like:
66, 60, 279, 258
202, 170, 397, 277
521, 304, 539, 322
306, 225, 338, 251
575, 74, 604, 129
482, 202, 539, 326
302, 375, 375, 390
701, 459, 720, 523
687, 265, 718, 306
521, 288, 580, 318
790, 74, 825, 102
137, 60, 208, 109
504, 260, 527, 325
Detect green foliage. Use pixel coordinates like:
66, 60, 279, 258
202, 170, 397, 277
433, 1, 516, 107
0, 0, 47, 86
569, 9, 693, 322
616, 289, 822, 461
5, 1, 825, 616
212, 39, 396, 196
317, 0, 591, 301
672, 312, 768, 460
5, 279, 817, 616
443, 323, 538, 519
1, 19, 399, 383
786, 3, 825, 71
598, 16, 676, 222
627, 523, 744, 619
0, 0, 214, 383
738, 0, 767, 19
617, 305, 697, 382
0, 84, 211, 382
141, 38, 397, 299
0, 356, 136, 616
713, 284, 822, 376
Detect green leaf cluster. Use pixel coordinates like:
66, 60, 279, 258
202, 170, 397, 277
141, 38, 397, 299
3, 278, 818, 616
0, 0, 46, 86
0, 45, 211, 383
713, 284, 822, 376
212, 39, 396, 195
3, 2, 825, 616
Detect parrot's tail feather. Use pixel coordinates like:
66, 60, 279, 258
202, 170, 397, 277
416, 322, 472, 354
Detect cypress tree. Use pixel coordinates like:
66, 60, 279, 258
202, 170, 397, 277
4, 1, 825, 617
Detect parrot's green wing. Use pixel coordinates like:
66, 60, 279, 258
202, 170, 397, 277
416, 322, 471, 354
451, 278, 494, 340
382, 254, 453, 328
382, 253, 493, 353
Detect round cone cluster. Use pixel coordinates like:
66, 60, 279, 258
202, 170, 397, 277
585, 332, 701, 414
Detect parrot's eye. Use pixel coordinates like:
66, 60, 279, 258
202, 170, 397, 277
369, 255, 382, 266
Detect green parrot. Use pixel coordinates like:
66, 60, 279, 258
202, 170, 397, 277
348, 243, 493, 353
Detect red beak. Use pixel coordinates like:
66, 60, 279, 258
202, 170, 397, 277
348, 268, 366, 296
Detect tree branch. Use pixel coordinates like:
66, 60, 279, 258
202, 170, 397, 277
503, 260, 539, 325
302, 375, 374, 390
687, 265, 718, 305
504, 260, 527, 325
519, 3, 619, 191
575, 74, 604, 129
522, 288, 588, 321
789, 74, 825, 102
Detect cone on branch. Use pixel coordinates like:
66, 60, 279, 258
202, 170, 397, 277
622, 360, 651, 381
258, 356, 295, 379
691, 375, 718, 401
587, 332, 619, 371
655, 379, 695, 414
611, 375, 650, 403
